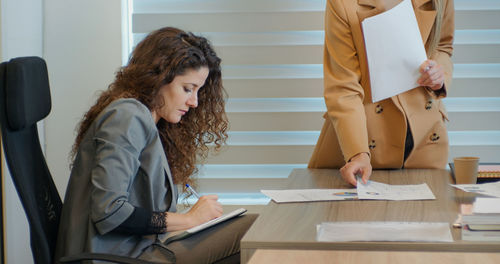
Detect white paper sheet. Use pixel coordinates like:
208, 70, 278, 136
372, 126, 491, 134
357, 179, 436, 200
317, 222, 453, 242
451, 181, 500, 198
261, 189, 357, 203
362, 0, 427, 102
473, 197, 500, 214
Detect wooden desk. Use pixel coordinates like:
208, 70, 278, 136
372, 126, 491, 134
247, 249, 500, 264
241, 169, 500, 263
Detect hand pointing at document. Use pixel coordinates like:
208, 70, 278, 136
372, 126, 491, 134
340, 152, 372, 186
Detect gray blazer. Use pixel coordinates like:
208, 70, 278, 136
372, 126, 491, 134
55, 98, 178, 260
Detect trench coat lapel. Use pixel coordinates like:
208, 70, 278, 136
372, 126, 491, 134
413, 0, 437, 44
357, 0, 400, 22
357, 0, 436, 44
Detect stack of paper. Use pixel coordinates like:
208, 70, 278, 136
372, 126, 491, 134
451, 181, 500, 198
462, 198, 500, 241
317, 222, 453, 242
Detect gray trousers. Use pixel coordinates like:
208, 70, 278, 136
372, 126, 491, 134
139, 214, 258, 264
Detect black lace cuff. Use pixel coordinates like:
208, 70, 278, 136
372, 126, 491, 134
149, 211, 168, 234
113, 207, 167, 235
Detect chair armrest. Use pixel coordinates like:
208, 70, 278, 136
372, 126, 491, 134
59, 252, 165, 264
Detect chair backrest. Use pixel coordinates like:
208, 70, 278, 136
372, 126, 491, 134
0, 56, 62, 264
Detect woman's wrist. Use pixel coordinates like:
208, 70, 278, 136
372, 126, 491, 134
165, 212, 196, 231
350, 152, 370, 162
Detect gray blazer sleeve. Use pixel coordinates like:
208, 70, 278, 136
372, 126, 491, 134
90, 101, 155, 235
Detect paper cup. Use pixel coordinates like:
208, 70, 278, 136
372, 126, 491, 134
453, 157, 479, 184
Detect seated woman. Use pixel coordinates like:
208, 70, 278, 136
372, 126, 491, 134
55, 27, 256, 263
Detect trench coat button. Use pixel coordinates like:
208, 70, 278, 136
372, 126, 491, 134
369, 140, 376, 149
430, 133, 440, 142
375, 104, 383, 114
425, 100, 433, 110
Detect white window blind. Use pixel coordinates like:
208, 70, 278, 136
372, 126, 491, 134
131, 0, 500, 205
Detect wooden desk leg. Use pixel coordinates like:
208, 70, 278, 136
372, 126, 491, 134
241, 249, 256, 264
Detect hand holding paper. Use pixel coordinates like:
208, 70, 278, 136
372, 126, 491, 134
418, 60, 445, 91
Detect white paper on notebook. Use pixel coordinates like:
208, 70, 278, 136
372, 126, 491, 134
159, 208, 247, 244
317, 222, 453, 242
473, 197, 500, 214
362, 0, 427, 102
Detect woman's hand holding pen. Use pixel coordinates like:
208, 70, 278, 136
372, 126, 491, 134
418, 59, 445, 91
186, 195, 223, 227
165, 186, 222, 231
340, 152, 372, 186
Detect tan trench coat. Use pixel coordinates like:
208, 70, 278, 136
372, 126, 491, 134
308, 0, 454, 169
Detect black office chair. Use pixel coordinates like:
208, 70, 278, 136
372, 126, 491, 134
0, 56, 156, 264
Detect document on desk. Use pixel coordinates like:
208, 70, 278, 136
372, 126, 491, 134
362, 0, 427, 102
317, 222, 453, 242
451, 181, 500, 198
261, 189, 357, 203
357, 179, 435, 200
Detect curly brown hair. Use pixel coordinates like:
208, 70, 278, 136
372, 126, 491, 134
71, 27, 228, 188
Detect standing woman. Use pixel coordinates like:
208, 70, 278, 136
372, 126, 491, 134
56, 27, 256, 263
308, 0, 454, 185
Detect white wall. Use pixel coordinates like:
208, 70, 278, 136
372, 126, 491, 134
1, 0, 125, 263
1, 0, 43, 262
44, 0, 124, 198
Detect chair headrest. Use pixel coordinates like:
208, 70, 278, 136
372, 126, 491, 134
5, 56, 51, 131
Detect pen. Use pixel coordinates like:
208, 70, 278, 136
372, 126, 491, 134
185, 184, 200, 198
